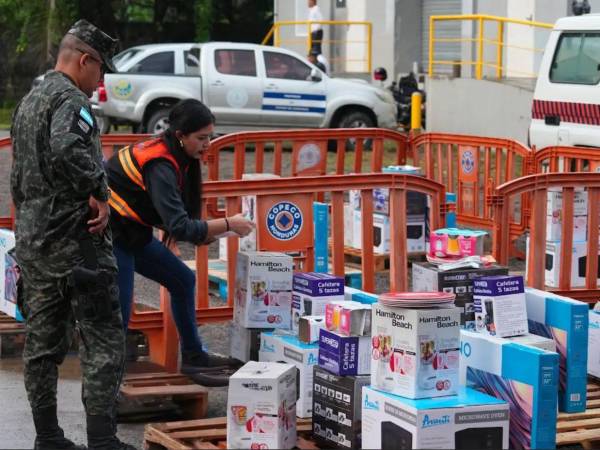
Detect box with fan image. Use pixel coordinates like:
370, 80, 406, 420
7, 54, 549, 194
0, 229, 22, 322
361, 385, 509, 450
227, 361, 297, 450
371, 303, 461, 399
459, 330, 559, 450
525, 287, 589, 413
234, 252, 293, 329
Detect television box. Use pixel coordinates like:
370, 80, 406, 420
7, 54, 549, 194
313, 366, 369, 449
234, 252, 293, 329
258, 331, 284, 362
412, 262, 508, 330
460, 330, 559, 449
227, 361, 297, 449
589, 308, 600, 379
230, 324, 271, 363
349, 188, 427, 216
361, 385, 509, 450
299, 316, 326, 344
525, 288, 589, 413
292, 272, 344, 332
0, 229, 22, 322
319, 329, 371, 376
371, 303, 461, 399
473, 275, 528, 338
313, 202, 329, 273
506, 333, 556, 353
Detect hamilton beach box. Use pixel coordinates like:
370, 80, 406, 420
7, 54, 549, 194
525, 287, 589, 413
361, 386, 509, 450
460, 330, 559, 449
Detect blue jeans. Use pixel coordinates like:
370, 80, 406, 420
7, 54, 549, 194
113, 237, 203, 353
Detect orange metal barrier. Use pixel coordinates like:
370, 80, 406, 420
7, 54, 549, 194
535, 146, 600, 173
128, 173, 445, 371
492, 172, 600, 304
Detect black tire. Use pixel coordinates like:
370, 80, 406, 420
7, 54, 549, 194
336, 109, 375, 151
145, 108, 171, 134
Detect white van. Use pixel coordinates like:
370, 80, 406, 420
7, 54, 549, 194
529, 14, 600, 149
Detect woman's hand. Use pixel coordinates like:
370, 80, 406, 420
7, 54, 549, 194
228, 213, 255, 237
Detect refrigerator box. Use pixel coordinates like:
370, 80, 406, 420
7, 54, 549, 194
506, 333, 556, 353
313, 366, 369, 449
589, 307, 600, 379
412, 262, 508, 330
227, 361, 297, 450
371, 304, 461, 399
473, 275, 528, 338
318, 329, 371, 376
234, 252, 293, 329
230, 324, 272, 363
525, 287, 589, 413
460, 330, 559, 449
361, 385, 509, 450
291, 272, 344, 332
0, 229, 22, 322
298, 316, 326, 344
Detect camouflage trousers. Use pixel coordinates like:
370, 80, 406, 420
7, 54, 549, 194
20, 254, 126, 416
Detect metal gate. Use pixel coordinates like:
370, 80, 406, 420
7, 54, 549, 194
422, 0, 462, 74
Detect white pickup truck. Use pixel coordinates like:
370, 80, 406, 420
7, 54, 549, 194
98, 42, 397, 134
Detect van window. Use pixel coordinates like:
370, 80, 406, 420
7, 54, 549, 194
550, 33, 600, 85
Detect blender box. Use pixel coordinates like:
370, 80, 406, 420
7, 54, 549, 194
234, 252, 293, 329
589, 307, 600, 379
0, 229, 22, 322
371, 303, 461, 399
313, 202, 329, 273
412, 262, 508, 330
258, 331, 284, 362
525, 288, 589, 413
506, 333, 556, 353
230, 324, 272, 363
459, 330, 559, 449
473, 275, 528, 338
227, 361, 297, 450
299, 316, 326, 343
291, 272, 345, 331
313, 366, 369, 449
318, 329, 371, 376
361, 386, 509, 450
278, 335, 319, 418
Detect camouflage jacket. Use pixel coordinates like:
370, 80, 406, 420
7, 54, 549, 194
10, 71, 113, 271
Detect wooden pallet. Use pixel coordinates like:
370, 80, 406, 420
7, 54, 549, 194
119, 371, 208, 422
337, 245, 390, 272
144, 417, 318, 450
0, 311, 25, 357
557, 381, 600, 449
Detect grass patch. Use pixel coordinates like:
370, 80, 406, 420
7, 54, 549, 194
0, 107, 13, 129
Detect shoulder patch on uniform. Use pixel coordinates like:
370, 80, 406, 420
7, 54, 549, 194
79, 107, 94, 126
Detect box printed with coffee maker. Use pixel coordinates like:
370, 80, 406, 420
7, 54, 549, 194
234, 252, 293, 329
412, 262, 508, 330
291, 272, 344, 332
371, 303, 461, 399
318, 328, 371, 376
312, 365, 369, 449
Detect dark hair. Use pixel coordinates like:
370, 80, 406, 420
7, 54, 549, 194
162, 99, 215, 224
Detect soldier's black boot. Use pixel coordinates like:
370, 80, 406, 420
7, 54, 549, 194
33, 405, 86, 450
87, 414, 137, 450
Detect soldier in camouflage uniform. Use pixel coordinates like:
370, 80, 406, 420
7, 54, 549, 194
10, 20, 136, 450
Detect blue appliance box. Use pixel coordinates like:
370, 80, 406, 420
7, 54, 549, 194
313, 202, 329, 273
460, 330, 559, 450
318, 329, 370, 376
293, 272, 345, 297
525, 287, 589, 413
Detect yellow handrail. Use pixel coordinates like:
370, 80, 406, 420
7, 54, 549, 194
429, 14, 553, 79
262, 20, 373, 72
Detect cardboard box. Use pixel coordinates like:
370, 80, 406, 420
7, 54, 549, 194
406, 217, 427, 253
361, 386, 510, 450
339, 303, 371, 337
546, 216, 587, 241
411, 262, 508, 330
234, 252, 293, 329
227, 361, 297, 449
259, 332, 284, 362
313, 202, 329, 273
230, 324, 271, 363
0, 229, 21, 321
473, 275, 528, 338
299, 316, 326, 343
547, 189, 588, 216
506, 333, 557, 353
313, 366, 369, 449
589, 308, 600, 379
460, 330, 559, 449
353, 211, 390, 254
318, 329, 371, 376
371, 304, 461, 399
278, 335, 319, 418
349, 188, 427, 216
343, 203, 354, 247
526, 288, 589, 413
291, 272, 344, 331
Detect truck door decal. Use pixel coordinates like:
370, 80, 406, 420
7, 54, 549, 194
262, 92, 326, 113
533, 99, 600, 126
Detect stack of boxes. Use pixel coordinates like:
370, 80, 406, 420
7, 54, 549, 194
0, 229, 21, 321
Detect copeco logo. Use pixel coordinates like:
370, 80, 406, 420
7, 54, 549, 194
422, 414, 451, 429
363, 394, 380, 411
461, 150, 475, 175
266, 201, 303, 241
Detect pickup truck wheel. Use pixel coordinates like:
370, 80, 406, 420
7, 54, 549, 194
146, 108, 171, 134
337, 110, 375, 150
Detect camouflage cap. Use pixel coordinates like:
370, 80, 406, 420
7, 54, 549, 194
67, 19, 118, 73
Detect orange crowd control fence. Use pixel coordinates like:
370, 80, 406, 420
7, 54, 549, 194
128, 173, 445, 370
492, 172, 600, 304
534, 145, 600, 174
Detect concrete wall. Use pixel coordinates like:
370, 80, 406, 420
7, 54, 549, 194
425, 77, 533, 143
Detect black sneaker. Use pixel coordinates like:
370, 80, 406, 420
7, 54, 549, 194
181, 350, 243, 374
34, 437, 86, 450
